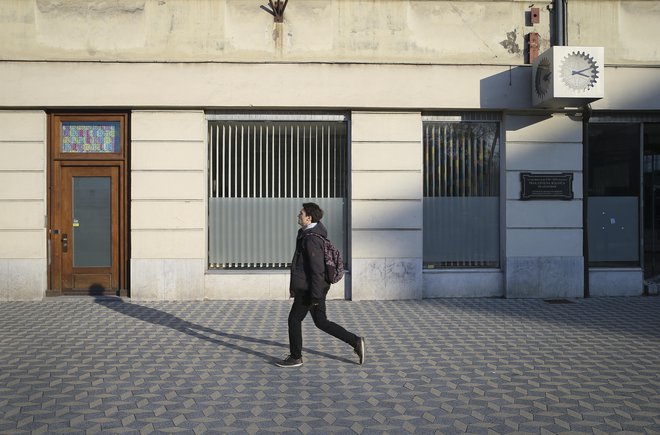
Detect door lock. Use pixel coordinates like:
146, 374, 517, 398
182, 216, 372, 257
62, 233, 68, 253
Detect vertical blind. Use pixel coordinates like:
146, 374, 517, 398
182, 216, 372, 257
423, 117, 501, 268
208, 117, 348, 269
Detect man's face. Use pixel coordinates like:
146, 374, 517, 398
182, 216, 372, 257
298, 208, 312, 228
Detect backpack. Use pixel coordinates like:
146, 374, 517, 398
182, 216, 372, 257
306, 233, 345, 284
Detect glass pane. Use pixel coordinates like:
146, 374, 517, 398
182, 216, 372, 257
208, 198, 345, 269
207, 119, 348, 270
423, 197, 499, 267
423, 121, 500, 268
61, 121, 121, 153
73, 177, 112, 267
643, 124, 660, 278
588, 197, 639, 262
588, 123, 640, 266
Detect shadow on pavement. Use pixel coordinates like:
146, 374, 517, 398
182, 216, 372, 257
94, 297, 354, 365
414, 296, 660, 339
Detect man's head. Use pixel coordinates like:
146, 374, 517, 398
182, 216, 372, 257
298, 202, 323, 227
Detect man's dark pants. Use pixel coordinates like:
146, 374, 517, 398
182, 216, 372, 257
288, 295, 358, 359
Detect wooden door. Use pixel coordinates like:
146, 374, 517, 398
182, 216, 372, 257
48, 113, 128, 296
55, 166, 120, 294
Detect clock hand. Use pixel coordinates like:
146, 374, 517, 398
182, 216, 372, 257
572, 71, 590, 77
543, 72, 552, 80
572, 67, 593, 76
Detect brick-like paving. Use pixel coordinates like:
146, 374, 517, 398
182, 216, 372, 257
1, 296, 659, 434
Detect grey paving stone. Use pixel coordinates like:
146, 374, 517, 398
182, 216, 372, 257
1, 297, 659, 434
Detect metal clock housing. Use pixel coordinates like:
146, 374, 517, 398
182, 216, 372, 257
534, 57, 552, 98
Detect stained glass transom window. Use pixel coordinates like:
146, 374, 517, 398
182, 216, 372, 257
61, 121, 121, 153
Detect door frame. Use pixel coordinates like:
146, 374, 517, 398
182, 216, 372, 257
47, 113, 129, 296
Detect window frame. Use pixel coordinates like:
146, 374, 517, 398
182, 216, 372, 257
422, 112, 503, 270
205, 112, 350, 272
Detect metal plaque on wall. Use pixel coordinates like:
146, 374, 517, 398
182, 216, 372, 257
520, 172, 574, 200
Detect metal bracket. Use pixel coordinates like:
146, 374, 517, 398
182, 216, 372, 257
262, 0, 288, 23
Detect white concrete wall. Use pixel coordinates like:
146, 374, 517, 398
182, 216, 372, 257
504, 114, 585, 298
351, 112, 423, 300
0, 111, 47, 300
2, 1, 658, 66
130, 110, 206, 300
0, 0, 549, 65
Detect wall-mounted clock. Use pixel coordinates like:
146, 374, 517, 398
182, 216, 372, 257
560, 51, 599, 92
532, 46, 604, 108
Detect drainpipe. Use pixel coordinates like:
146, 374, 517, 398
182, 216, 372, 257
554, 0, 567, 46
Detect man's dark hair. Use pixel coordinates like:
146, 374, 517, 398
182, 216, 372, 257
302, 202, 323, 223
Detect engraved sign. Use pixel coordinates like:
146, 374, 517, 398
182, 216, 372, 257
520, 172, 573, 200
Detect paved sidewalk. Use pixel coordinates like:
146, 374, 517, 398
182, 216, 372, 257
1, 296, 659, 434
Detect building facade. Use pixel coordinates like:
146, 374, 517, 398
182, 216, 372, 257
1, 0, 659, 300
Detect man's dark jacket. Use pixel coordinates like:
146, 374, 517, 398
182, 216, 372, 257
289, 221, 330, 304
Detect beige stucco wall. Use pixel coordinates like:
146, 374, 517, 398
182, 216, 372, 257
2, 1, 658, 65
130, 110, 206, 300
505, 114, 585, 298
0, 0, 547, 64
568, 1, 660, 64
0, 111, 47, 300
351, 112, 423, 300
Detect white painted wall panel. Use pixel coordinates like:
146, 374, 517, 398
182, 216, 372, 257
352, 172, 422, 200
0, 172, 43, 200
132, 141, 205, 170
506, 115, 582, 143
506, 142, 582, 171
352, 142, 421, 171
131, 230, 205, 258
131, 200, 205, 230
351, 112, 421, 142
0, 142, 44, 170
351, 230, 422, 258
352, 200, 421, 229
506, 229, 583, 257
0, 111, 45, 141
131, 172, 205, 200
0, 202, 44, 229
131, 111, 205, 141
0, 231, 45, 258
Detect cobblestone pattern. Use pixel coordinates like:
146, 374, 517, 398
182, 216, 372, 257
1, 297, 659, 434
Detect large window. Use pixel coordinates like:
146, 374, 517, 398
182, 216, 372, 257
423, 114, 501, 268
587, 123, 641, 267
207, 114, 348, 270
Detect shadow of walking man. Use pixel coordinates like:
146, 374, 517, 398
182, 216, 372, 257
94, 297, 352, 365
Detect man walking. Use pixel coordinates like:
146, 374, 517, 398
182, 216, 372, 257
276, 202, 365, 368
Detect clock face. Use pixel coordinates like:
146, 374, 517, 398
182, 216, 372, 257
560, 51, 600, 92
534, 57, 552, 98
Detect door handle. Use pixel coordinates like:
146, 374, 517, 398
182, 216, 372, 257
62, 233, 68, 253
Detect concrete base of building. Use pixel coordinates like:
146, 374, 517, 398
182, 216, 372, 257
0, 259, 46, 301
130, 259, 205, 301
506, 256, 584, 299
589, 268, 643, 296
423, 270, 504, 298
205, 272, 345, 301
351, 258, 422, 300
